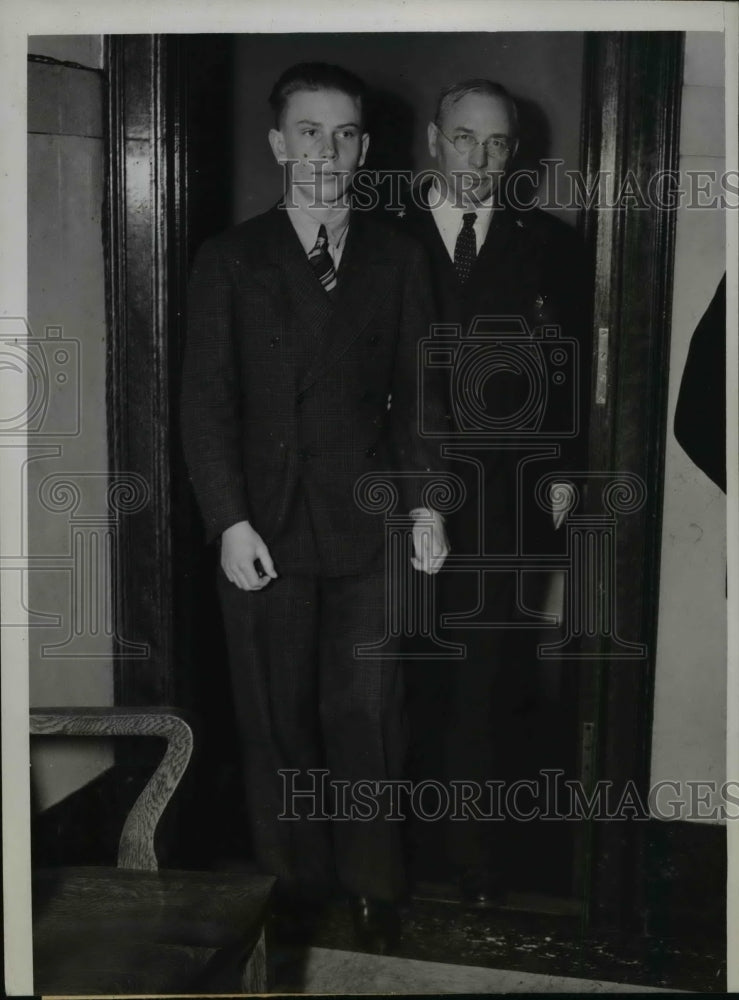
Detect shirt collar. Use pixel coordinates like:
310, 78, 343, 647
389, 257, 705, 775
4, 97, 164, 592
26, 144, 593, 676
284, 186, 350, 253
429, 176, 495, 214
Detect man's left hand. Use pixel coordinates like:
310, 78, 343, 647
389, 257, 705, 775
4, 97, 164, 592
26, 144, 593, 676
410, 509, 449, 574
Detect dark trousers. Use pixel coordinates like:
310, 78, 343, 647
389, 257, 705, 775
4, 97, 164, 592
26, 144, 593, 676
439, 566, 515, 872
217, 566, 406, 902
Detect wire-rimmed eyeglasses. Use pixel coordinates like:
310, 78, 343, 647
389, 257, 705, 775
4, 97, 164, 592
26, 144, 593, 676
435, 124, 514, 159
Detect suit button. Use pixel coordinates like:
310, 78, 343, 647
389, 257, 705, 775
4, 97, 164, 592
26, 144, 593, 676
365, 446, 377, 458
269, 336, 280, 348
369, 334, 380, 345
297, 448, 312, 461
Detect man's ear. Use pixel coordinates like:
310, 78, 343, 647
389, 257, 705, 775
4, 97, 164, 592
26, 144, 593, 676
268, 128, 285, 163
427, 121, 438, 158
358, 132, 370, 168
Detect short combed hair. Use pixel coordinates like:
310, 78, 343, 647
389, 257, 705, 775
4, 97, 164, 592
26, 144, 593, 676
268, 62, 367, 127
434, 79, 519, 137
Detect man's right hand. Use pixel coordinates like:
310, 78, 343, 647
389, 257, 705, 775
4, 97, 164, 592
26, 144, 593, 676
220, 520, 278, 591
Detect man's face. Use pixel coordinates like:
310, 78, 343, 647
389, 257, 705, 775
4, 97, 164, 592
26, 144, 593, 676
428, 92, 516, 205
269, 87, 369, 207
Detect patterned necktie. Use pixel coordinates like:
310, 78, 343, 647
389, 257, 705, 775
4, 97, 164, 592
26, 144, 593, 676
308, 224, 337, 295
453, 212, 478, 284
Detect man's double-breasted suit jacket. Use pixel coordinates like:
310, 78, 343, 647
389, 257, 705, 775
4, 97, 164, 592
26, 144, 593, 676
397, 181, 591, 556
180, 204, 448, 577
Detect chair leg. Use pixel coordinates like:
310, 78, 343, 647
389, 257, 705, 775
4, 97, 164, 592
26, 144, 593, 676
241, 926, 267, 993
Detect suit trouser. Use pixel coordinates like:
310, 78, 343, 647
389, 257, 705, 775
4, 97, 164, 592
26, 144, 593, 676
217, 566, 407, 902
437, 463, 518, 873
438, 565, 515, 871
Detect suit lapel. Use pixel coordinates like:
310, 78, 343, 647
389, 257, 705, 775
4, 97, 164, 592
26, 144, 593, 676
298, 213, 395, 393
408, 181, 526, 312
262, 204, 335, 336
465, 205, 518, 302
406, 184, 458, 288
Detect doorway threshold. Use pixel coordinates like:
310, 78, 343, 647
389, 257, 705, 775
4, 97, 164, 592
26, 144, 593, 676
412, 880, 583, 917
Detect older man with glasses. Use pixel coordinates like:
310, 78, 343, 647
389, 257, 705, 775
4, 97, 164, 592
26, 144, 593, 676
398, 78, 590, 910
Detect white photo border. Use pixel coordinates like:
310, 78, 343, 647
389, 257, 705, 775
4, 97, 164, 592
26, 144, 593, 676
1, 1, 736, 995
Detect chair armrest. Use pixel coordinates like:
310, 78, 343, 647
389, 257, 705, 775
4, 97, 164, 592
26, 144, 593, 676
30, 708, 194, 871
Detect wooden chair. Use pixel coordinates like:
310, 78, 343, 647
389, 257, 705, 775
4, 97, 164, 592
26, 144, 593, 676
30, 707, 275, 995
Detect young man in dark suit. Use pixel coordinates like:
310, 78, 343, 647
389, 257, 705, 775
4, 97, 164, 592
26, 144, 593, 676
398, 79, 589, 908
180, 63, 448, 952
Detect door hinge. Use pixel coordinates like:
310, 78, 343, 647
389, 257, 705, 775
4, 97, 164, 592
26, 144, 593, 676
581, 721, 596, 789
595, 327, 609, 406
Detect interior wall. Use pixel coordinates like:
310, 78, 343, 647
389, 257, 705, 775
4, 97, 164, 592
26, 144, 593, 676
231, 32, 584, 227
651, 32, 726, 820
27, 35, 113, 811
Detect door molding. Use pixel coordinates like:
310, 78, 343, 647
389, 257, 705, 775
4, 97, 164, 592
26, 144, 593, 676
104, 35, 188, 706
577, 30, 684, 932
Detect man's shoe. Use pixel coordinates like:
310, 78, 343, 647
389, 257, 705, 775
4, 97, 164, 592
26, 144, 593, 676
349, 895, 401, 954
458, 867, 506, 910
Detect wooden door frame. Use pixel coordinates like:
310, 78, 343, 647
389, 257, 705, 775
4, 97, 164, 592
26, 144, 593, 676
104, 34, 190, 708
103, 31, 685, 931
577, 31, 684, 932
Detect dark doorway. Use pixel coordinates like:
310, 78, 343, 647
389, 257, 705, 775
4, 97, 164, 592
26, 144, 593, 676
105, 31, 684, 933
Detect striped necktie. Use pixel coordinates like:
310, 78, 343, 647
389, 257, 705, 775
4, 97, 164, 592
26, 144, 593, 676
308, 224, 337, 295
453, 212, 477, 284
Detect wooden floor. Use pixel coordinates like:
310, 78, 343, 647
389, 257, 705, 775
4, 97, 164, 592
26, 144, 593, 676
277, 947, 678, 994
269, 891, 726, 994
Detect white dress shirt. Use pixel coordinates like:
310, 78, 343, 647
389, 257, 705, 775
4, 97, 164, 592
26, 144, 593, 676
427, 178, 495, 262
285, 191, 350, 269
